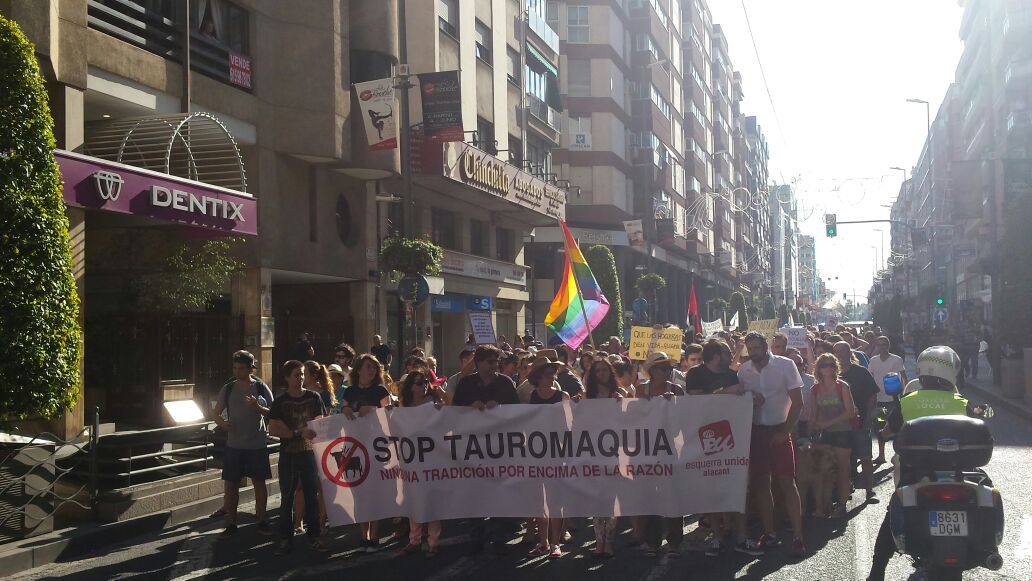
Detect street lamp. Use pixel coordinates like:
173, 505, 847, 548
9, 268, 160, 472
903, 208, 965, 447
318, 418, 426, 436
905, 98, 931, 134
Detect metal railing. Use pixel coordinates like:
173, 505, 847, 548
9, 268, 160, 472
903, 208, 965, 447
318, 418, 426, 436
526, 94, 561, 131
0, 407, 266, 542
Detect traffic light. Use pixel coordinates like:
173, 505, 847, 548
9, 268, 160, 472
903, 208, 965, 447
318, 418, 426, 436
935, 294, 944, 306
825, 213, 838, 237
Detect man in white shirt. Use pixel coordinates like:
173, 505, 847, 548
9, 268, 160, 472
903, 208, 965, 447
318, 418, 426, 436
735, 332, 806, 557
866, 335, 907, 463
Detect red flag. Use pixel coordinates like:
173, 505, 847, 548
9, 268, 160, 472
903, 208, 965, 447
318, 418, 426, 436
688, 280, 701, 334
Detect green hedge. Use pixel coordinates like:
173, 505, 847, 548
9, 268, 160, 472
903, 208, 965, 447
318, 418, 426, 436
0, 16, 82, 419
584, 245, 623, 342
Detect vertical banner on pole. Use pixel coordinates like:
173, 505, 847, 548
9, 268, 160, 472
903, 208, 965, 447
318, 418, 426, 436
354, 78, 397, 150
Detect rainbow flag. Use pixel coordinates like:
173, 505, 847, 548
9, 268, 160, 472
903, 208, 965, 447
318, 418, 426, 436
545, 221, 610, 349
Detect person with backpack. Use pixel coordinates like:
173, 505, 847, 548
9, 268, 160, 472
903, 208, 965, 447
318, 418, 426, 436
211, 350, 275, 537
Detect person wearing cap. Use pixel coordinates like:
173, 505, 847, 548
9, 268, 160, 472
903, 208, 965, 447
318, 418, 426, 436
637, 352, 685, 558
212, 350, 275, 537
327, 363, 348, 414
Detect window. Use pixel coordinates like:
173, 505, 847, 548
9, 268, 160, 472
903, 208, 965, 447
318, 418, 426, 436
496, 228, 516, 262
567, 6, 589, 43
508, 135, 524, 165
431, 208, 459, 250
568, 115, 591, 149
476, 117, 497, 154
475, 19, 492, 62
470, 219, 489, 256
567, 59, 590, 96
546, 1, 559, 25
438, 0, 458, 37
507, 47, 520, 84
195, 0, 249, 53
526, 66, 548, 101
527, 137, 551, 175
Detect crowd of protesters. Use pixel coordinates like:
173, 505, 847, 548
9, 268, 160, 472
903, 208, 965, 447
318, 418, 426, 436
211, 321, 906, 560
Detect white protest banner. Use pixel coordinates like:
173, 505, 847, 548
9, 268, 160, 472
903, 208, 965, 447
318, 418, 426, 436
702, 319, 724, 337
354, 78, 397, 150
748, 318, 779, 339
728, 311, 739, 330
628, 325, 684, 360
468, 311, 496, 344
311, 397, 753, 524
783, 326, 808, 349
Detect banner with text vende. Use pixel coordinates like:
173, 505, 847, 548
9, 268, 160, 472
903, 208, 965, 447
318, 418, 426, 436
311, 397, 753, 525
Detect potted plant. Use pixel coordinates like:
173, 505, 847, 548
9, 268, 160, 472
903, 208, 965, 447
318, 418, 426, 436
379, 235, 443, 277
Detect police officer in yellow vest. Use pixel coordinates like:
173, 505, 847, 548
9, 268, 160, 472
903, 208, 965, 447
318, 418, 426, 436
868, 346, 976, 581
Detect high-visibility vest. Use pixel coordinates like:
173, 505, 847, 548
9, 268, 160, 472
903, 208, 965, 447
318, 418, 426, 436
899, 389, 968, 421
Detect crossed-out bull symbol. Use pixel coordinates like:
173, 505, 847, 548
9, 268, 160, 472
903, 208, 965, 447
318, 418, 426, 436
331, 447, 363, 479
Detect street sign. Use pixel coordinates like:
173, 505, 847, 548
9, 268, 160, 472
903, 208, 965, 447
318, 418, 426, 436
398, 275, 430, 306
932, 307, 949, 325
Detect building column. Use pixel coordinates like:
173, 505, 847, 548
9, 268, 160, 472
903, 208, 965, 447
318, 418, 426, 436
233, 267, 273, 383
53, 84, 85, 438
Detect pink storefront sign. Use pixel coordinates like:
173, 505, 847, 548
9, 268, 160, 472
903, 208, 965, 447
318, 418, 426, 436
56, 150, 258, 236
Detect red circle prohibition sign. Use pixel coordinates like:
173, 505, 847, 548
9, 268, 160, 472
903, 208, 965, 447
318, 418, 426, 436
321, 436, 370, 488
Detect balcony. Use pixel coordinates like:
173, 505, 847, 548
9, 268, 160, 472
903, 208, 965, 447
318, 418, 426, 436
87, 0, 253, 91
528, 10, 559, 55
526, 93, 561, 141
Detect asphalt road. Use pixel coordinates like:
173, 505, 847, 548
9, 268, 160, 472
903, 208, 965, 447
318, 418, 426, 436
11, 372, 1032, 580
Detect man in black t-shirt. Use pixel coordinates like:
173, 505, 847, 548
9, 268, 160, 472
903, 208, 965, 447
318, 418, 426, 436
452, 345, 519, 409
451, 345, 518, 553
268, 360, 327, 554
370, 334, 392, 367
684, 340, 740, 395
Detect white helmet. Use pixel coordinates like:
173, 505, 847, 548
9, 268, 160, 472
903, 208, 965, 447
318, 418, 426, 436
916, 346, 961, 389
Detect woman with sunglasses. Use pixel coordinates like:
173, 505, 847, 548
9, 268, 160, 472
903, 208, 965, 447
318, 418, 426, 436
808, 353, 859, 518
395, 371, 444, 558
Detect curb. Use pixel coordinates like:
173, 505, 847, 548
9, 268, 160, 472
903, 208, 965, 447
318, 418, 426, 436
0, 487, 279, 577
962, 380, 1032, 422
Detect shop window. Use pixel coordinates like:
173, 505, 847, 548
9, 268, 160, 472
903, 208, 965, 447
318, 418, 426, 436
496, 227, 516, 262
432, 207, 459, 250
470, 219, 489, 257
475, 19, 492, 63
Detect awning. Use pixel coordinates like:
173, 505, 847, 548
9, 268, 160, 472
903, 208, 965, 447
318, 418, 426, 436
526, 44, 558, 77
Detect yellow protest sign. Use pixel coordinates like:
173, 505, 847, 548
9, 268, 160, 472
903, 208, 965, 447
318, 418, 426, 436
748, 319, 779, 339
628, 326, 684, 361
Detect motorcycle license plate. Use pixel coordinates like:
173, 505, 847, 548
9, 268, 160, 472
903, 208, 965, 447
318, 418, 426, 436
928, 511, 968, 536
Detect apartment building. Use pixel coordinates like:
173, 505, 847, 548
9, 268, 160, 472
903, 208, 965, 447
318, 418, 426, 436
797, 235, 817, 307
4, 0, 566, 431
879, 0, 1032, 332
398, 0, 564, 368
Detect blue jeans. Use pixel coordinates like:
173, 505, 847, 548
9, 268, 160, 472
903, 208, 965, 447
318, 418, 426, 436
278, 451, 320, 539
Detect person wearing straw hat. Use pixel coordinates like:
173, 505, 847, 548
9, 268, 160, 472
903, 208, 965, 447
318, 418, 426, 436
637, 351, 685, 558
516, 351, 564, 403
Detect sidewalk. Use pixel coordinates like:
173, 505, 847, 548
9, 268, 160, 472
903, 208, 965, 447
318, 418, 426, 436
961, 374, 1032, 422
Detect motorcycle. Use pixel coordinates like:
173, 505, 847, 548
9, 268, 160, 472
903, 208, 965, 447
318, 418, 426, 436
888, 412, 1004, 580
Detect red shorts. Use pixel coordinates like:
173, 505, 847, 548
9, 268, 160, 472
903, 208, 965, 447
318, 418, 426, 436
750, 426, 796, 478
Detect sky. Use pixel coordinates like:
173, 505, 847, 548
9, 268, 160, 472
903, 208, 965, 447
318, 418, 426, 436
707, 0, 965, 303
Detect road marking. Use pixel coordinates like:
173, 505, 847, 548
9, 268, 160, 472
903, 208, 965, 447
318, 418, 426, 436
853, 500, 874, 581
1016, 514, 1032, 560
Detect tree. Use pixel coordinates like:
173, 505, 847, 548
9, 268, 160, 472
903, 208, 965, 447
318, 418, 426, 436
636, 273, 667, 322
0, 16, 82, 419
708, 297, 728, 323
379, 236, 443, 277
728, 291, 748, 330
998, 189, 1032, 351
584, 245, 623, 342
135, 238, 245, 313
